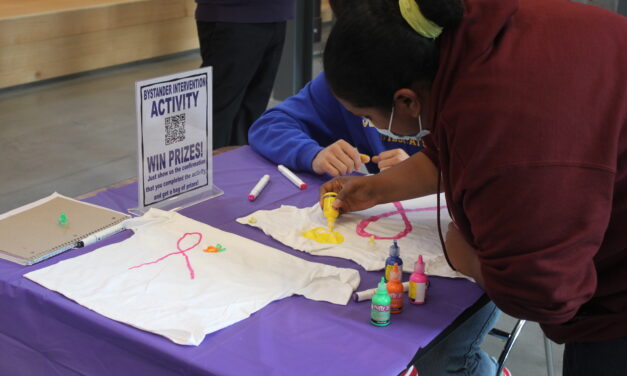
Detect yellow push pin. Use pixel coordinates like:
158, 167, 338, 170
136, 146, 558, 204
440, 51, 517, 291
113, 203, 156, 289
369, 235, 375, 245
248, 216, 257, 224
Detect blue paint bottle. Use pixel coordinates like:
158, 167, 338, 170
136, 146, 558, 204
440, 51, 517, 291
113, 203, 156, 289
385, 240, 403, 282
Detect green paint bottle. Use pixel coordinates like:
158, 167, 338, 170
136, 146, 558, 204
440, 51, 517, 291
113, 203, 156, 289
370, 277, 391, 326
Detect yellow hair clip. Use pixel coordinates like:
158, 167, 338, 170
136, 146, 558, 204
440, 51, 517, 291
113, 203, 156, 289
398, 0, 443, 39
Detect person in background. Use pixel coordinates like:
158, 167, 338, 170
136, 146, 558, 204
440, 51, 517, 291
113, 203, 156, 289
249, 72, 424, 177
195, 0, 295, 149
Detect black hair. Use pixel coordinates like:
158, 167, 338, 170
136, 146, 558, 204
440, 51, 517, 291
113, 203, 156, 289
328, 0, 347, 17
323, 0, 464, 110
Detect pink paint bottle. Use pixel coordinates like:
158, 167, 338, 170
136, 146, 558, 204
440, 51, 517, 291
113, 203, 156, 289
408, 255, 428, 305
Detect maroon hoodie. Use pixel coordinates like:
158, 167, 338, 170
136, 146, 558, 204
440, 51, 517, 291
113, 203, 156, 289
423, 0, 627, 343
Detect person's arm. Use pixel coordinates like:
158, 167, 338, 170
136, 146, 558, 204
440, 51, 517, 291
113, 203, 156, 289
320, 150, 439, 212
444, 222, 484, 286
249, 73, 354, 173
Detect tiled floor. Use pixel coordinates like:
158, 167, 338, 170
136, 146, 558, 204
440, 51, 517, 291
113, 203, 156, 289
0, 51, 563, 376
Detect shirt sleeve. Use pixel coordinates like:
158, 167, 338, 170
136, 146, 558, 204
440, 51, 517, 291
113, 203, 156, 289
248, 73, 354, 173
463, 163, 614, 324
420, 135, 439, 169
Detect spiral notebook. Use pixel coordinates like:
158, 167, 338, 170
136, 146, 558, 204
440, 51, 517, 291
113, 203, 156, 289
0, 193, 130, 266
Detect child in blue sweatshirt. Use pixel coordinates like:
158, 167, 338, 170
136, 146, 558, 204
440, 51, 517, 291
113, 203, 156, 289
248, 72, 424, 176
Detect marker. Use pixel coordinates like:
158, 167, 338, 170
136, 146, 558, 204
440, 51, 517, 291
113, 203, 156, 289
277, 164, 307, 190
354, 282, 409, 302
248, 174, 270, 201
77, 222, 128, 248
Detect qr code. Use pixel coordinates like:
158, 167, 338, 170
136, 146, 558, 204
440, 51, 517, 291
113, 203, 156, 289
165, 114, 186, 145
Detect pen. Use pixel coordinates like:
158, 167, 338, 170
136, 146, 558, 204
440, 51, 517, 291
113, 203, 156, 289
277, 165, 307, 190
78, 222, 128, 248
248, 174, 270, 201
353, 281, 409, 302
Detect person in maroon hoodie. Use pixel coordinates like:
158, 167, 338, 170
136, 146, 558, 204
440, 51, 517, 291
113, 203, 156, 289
321, 0, 627, 375
195, 0, 295, 148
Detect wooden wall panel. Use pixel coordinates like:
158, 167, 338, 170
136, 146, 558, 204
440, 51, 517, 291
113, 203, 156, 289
0, 0, 198, 89
0, 0, 140, 19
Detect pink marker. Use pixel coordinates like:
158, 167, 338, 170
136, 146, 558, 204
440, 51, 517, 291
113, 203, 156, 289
248, 174, 270, 201
277, 164, 307, 190
408, 255, 428, 304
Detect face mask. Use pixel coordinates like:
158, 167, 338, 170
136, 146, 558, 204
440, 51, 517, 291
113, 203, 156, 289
367, 106, 430, 141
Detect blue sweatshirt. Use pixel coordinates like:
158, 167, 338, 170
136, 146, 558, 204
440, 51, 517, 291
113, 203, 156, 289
195, 1, 295, 23
249, 73, 424, 174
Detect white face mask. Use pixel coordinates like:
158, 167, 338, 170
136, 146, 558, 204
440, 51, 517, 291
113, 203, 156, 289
365, 106, 430, 141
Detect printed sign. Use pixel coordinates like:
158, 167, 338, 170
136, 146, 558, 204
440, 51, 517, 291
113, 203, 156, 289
133, 67, 221, 213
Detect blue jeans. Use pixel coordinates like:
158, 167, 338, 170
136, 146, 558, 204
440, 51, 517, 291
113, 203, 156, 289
412, 298, 501, 376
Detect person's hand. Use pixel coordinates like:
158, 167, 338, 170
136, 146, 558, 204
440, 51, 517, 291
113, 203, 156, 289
371, 148, 409, 171
312, 140, 362, 176
445, 222, 484, 286
319, 175, 383, 213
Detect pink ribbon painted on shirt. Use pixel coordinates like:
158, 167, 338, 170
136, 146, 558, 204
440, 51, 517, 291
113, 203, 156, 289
129, 232, 203, 279
355, 202, 445, 240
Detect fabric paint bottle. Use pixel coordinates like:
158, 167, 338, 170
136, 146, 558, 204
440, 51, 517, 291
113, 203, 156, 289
385, 240, 403, 282
321, 192, 339, 231
370, 277, 391, 326
387, 263, 404, 314
408, 255, 428, 305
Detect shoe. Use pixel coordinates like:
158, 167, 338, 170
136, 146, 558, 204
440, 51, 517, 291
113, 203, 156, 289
502, 367, 512, 376
400, 365, 418, 376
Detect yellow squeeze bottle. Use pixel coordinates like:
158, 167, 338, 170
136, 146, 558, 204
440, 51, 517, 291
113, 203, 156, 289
322, 192, 340, 231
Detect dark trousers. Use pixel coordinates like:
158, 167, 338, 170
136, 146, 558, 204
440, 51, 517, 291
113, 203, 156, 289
196, 21, 286, 149
563, 336, 627, 375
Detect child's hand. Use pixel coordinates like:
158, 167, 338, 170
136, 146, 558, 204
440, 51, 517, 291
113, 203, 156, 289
371, 149, 409, 171
312, 140, 362, 176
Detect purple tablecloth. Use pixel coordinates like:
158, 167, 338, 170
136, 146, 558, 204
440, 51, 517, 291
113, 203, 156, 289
0, 146, 484, 375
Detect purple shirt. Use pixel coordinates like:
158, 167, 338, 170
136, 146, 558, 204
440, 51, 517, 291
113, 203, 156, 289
195, 0, 295, 23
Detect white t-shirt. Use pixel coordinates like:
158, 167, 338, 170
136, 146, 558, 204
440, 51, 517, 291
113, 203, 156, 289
238, 194, 466, 279
25, 209, 360, 346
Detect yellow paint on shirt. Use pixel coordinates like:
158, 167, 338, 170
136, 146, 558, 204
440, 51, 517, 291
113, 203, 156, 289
302, 227, 345, 244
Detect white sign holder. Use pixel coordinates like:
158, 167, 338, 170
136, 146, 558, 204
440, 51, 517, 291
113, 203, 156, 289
129, 67, 222, 215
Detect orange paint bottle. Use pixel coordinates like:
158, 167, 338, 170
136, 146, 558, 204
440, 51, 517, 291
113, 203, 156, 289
387, 263, 404, 314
